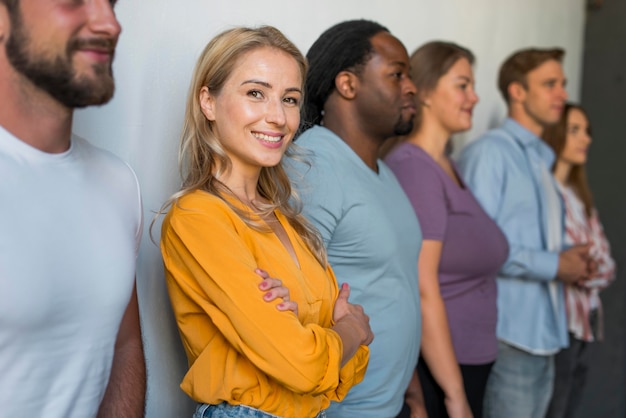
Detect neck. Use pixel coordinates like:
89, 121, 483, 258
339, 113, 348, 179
553, 158, 571, 184
323, 111, 381, 172
217, 163, 262, 205
406, 116, 450, 163
0, 61, 74, 153
509, 108, 543, 137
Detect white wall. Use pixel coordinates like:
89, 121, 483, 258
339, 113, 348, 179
73, 1, 586, 416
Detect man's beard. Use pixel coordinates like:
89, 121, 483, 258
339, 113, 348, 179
393, 117, 414, 136
5, 8, 116, 108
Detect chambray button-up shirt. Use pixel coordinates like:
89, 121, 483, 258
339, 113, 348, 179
457, 118, 568, 354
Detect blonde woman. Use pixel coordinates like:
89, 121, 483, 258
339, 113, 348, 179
159, 26, 372, 418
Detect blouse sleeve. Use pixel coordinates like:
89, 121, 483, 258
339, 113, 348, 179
584, 208, 616, 290
161, 197, 367, 396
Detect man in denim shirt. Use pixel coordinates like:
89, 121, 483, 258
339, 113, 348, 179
458, 48, 593, 418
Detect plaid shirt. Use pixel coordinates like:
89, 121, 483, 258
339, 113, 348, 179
558, 183, 616, 342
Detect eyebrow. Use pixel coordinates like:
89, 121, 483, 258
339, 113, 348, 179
456, 75, 472, 82
241, 79, 302, 94
389, 61, 408, 68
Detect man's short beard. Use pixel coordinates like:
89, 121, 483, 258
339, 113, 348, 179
5, 5, 116, 108
393, 118, 414, 136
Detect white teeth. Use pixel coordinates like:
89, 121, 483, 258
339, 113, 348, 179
252, 132, 282, 143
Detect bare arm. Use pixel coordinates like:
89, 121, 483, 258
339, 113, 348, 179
419, 240, 472, 418
97, 285, 146, 418
405, 369, 428, 418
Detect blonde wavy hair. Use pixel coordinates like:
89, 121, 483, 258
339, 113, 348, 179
160, 26, 327, 266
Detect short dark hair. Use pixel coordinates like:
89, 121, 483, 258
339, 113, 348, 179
498, 48, 564, 103
302, 19, 389, 127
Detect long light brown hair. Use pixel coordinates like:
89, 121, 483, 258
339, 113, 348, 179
542, 103, 594, 217
158, 26, 327, 265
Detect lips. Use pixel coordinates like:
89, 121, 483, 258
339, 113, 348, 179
252, 132, 283, 143
402, 103, 417, 114
70, 37, 116, 58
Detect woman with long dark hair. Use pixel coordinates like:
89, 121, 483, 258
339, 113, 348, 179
544, 103, 615, 418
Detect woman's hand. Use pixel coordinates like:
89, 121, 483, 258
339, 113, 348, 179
256, 268, 298, 316
405, 370, 428, 418
333, 283, 373, 346
444, 394, 473, 418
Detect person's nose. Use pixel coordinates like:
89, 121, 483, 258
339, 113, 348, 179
404, 77, 417, 96
86, 0, 122, 40
266, 98, 287, 126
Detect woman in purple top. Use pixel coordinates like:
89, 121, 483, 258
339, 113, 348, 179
383, 42, 509, 418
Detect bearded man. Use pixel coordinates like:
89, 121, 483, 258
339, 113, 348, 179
0, 1, 145, 417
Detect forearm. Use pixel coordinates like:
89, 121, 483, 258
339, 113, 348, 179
500, 244, 559, 282
404, 369, 426, 414
420, 295, 465, 401
97, 335, 146, 418
98, 286, 146, 418
332, 320, 366, 367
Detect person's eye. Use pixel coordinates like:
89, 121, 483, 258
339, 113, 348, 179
247, 90, 264, 99
283, 96, 300, 106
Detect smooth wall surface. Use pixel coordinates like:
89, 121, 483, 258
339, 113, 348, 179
577, 1, 626, 416
73, 2, 586, 416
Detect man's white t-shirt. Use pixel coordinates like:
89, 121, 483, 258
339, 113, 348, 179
0, 126, 142, 418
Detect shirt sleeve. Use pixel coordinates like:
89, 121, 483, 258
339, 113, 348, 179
161, 198, 365, 396
458, 139, 559, 281
584, 208, 616, 289
386, 155, 446, 241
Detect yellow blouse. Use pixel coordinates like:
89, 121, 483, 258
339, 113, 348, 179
160, 191, 369, 418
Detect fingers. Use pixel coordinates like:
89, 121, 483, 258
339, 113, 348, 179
276, 300, 299, 316
256, 268, 296, 314
255, 268, 270, 280
337, 282, 350, 302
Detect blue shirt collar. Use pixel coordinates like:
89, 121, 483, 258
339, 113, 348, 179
502, 117, 555, 166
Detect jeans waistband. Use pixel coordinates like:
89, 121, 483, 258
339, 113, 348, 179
194, 403, 326, 418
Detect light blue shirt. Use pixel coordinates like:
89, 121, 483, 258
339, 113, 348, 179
288, 126, 422, 418
457, 118, 568, 354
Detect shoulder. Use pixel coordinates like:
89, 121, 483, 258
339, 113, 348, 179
72, 136, 131, 170
295, 126, 346, 166
459, 129, 521, 172
170, 191, 234, 220
73, 135, 140, 187
466, 128, 516, 154
290, 129, 345, 190
385, 143, 440, 180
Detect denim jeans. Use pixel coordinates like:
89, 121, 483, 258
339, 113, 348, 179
193, 403, 327, 418
483, 341, 555, 418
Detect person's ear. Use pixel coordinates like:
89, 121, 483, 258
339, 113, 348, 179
508, 81, 527, 104
334, 70, 358, 100
199, 86, 216, 121
420, 90, 432, 108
